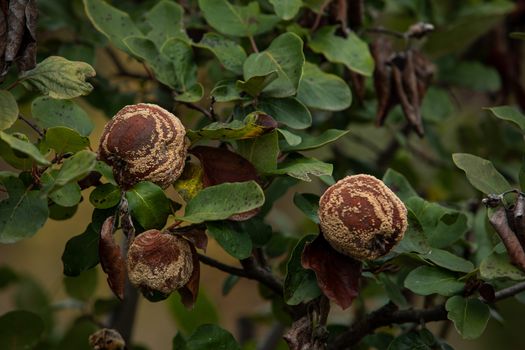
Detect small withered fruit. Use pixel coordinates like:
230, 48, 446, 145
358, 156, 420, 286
318, 174, 408, 260
98, 103, 187, 189
127, 230, 194, 296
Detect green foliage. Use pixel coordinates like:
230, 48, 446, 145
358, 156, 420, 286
2, 0, 525, 348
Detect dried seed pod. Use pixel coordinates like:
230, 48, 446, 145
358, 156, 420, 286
318, 174, 408, 260
127, 230, 194, 296
98, 103, 188, 189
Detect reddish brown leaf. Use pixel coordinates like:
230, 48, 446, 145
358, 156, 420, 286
190, 145, 260, 186
99, 215, 126, 300
177, 226, 208, 252
177, 242, 200, 308
254, 112, 278, 131
301, 234, 362, 310
190, 145, 261, 221
349, 71, 365, 104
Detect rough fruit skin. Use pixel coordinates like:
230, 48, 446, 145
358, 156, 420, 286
318, 174, 408, 260
98, 103, 187, 189
127, 230, 193, 295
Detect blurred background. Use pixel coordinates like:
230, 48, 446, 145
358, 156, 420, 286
2, 0, 525, 349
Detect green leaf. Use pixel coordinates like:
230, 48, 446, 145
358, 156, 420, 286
62, 224, 99, 276
144, 0, 188, 48
54, 150, 97, 186
486, 105, 525, 132
20, 56, 96, 99
126, 181, 171, 230
236, 71, 278, 97
309, 26, 374, 76
382, 169, 418, 203
211, 80, 244, 102
185, 324, 240, 350
161, 38, 202, 99
176, 84, 205, 103
407, 197, 469, 249
379, 273, 408, 308
0, 311, 45, 350
269, 154, 333, 181
49, 182, 82, 207
31, 97, 94, 136
422, 249, 474, 273
195, 33, 247, 75
15, 277, 53, 331
243, 32, 305, 98
168, 291, 219, 335
446, 296, 490, 339
0, 90, 19, 130
270, 0, 302, 20
293, 193, 319, 223
441, 61, 500, 92
83, 0, 142, 51
57, 319, 98, 350
90, 183, 121, 209
188, 112, 276, 142
124, 36, 179, 89
198, 0, 280, 37
284, 234, 321, 305
297, 62, 352, 111
0, 177, 49, 243
177, 181, 265, 224
510, 32, 525, 40
404, 266, 464, 296
206, 221, 252, 259
281, 129, 349, 152
452, 153, 512, 194
277, 128, 302, 146
64, 268, 98, 301
43, 127, 90, 154
259, 97, 312, 129
421, 87, 454, 123
480, 252, 525, 281
237, 131, 279, 173
0, 131, 50, 165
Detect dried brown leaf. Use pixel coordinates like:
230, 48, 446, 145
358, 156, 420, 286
371, 38, 395, 126
177, 242, 200, 308
301, 234, 362, 310
176, 226, 208, 252
99, 215, 126, 300
283, 316, 325, 350
489, 207, 525, 272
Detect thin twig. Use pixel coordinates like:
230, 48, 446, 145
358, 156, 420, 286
18, 114, 44, 137
365, 27, 405, 39
248, 36, 259, 53
180, 101, 214, 120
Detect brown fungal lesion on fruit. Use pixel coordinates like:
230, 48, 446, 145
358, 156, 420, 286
127, 230, 194, 295
98, 103, 188, 190
318, 174, 408, 260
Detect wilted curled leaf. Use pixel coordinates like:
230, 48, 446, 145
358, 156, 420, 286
177, 242, 200, 309
99, 215, 126, 300
187, 111, 277, 142
3, 0, 37, 74
301, 234, 362, 310
19, 56, 96, 99
173, 226, 208, 252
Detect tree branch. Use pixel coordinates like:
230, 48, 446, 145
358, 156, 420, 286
330, 281, 525, 349
18, 114, 44, 138
197, 253, 283, 296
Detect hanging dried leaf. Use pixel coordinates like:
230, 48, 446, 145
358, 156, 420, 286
5, 0, 37, 72
371, 37, 395, 126
118, 196, 135, 241
513, 195, 525, 247
347, 0, 363, 30
99, 215, 126, 300
301, 234, 362, 310
175, 226, 208, 252
177, 242, 200, 309
488, 207, 525, 272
